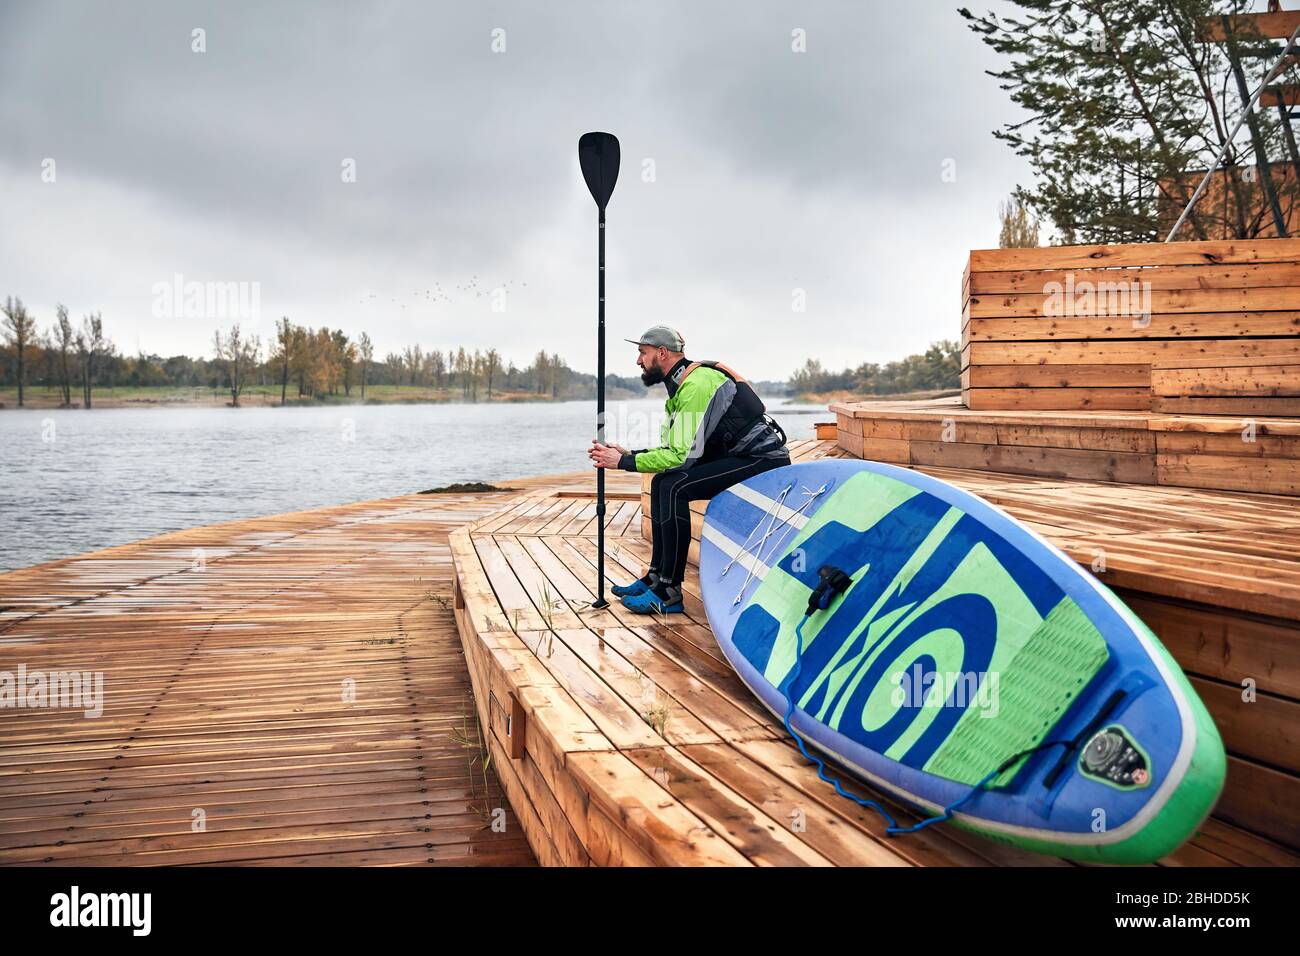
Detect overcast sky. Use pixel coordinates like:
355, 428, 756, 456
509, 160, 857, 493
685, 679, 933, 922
0, 0, 1031, 381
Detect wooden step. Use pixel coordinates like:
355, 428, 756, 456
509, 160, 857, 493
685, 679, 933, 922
832, 398, 1300, 496
962, 238, 1300, 414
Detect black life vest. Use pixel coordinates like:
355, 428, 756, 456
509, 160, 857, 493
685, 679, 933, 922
682, 360, 783, 459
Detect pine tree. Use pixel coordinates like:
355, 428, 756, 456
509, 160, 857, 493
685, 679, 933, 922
961, 0, 1300, 242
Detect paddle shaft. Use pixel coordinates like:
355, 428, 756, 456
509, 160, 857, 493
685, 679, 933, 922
594, 206, 609, 608
577, 131, 619, 609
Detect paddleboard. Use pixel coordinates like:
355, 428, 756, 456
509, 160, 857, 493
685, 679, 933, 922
699, 458, 1225, 864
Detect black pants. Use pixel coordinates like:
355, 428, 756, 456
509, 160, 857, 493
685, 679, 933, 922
647, 453, 791, 588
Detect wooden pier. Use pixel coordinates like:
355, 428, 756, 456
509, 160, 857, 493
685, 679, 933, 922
5, 233, 1299, 867
0, 478, 586, 866
4, 441, 1297, 866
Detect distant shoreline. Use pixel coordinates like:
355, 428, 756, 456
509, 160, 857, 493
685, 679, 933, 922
0, 382, 826, 408
0, 384, 653, 410
790, 387, 960, 405
0, 385, 943, 411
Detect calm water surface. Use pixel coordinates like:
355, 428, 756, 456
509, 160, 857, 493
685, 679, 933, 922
0, 399, 822, 571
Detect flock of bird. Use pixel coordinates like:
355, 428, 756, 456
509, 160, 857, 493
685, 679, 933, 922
358, 276, 527, 310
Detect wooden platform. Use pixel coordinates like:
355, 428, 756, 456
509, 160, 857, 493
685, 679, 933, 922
448, 438, 1299, 866
0, 480, 591, 867
962, 238, 1300, 413
645, 440, 1300, 855
832, 396, 1300, 496
1201, 9, 1300, 42
7, 444, 1293, 866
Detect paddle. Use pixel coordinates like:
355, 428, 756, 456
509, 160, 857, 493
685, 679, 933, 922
578, 131, 620, 609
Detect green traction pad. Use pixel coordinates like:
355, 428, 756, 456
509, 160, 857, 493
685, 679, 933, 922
923, 596, 1111, 787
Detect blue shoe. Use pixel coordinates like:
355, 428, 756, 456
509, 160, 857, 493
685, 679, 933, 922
621, 588, 684, 615
611, 578, 650, 598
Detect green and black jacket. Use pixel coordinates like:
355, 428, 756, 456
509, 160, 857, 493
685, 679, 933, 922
618, 357, 788, 473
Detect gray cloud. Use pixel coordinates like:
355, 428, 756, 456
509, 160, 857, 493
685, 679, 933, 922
0, 0, 1028, 379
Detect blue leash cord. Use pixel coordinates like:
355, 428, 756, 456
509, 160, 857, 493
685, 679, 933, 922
780, 608, 1072, 836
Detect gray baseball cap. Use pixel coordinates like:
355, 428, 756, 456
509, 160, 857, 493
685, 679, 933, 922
624, 324, 685, 351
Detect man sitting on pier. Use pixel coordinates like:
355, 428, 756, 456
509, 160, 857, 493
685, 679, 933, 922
589, 325, 790, 614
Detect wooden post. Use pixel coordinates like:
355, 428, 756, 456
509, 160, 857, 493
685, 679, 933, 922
1274, 100, 1300, 173
507, 692, 527, 760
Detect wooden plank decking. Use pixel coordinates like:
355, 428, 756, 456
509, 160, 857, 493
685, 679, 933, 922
961, 237, 1300, 414
0, 474, 597, 866
833, 397, 1300, 496
5, 438, 1296, 866
451, 438, 1300, 866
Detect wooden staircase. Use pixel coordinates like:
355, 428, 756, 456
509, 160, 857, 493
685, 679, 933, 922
804, 237, 1300, 854
446, 236, 1300, 866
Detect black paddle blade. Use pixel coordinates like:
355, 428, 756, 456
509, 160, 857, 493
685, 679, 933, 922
578, 131, 620, 210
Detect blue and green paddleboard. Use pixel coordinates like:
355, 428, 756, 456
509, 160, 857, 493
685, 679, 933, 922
699, 459, 1225, 864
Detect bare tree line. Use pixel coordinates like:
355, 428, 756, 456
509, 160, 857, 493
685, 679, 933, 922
3, 296, 110, 408
1, 301, 600, 408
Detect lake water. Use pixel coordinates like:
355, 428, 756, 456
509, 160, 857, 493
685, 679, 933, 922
0, 398, 825, 571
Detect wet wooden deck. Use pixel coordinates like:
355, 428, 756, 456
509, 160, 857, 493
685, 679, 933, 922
0, 473, 599, 866
5, 439, 1295, 867
451, 438, 1300, 866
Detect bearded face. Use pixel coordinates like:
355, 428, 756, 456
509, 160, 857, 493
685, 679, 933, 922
640, 363, 665, 387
